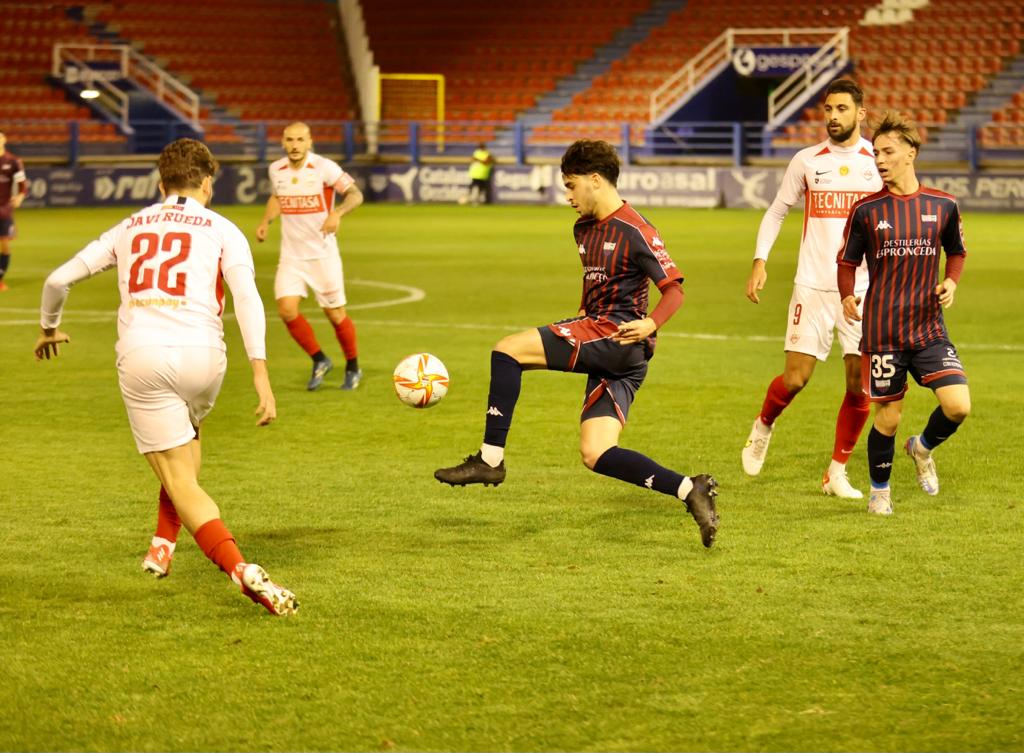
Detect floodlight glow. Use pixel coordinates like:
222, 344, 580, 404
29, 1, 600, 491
80, 88, 100, 99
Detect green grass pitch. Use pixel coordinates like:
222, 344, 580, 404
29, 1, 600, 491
2, 203, 1022, 751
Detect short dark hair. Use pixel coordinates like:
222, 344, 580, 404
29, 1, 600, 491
824, 78, 865, 108
158, 138, 218, 192
871, 111, 922, 151
560, 139, 621, 186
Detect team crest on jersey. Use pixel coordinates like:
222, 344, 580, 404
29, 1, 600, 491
921, 214, 937, 222
291, 177, 298, 184
839, 165, 850, 176
603, 241, 616, 251
864, 169, 875, 181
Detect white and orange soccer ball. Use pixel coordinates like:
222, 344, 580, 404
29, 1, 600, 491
392, 353, 449, 408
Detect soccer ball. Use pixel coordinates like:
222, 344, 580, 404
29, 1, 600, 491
392, 353, 449, 408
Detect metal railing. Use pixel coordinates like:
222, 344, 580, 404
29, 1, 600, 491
649, 28, 848, 125
767, 28, 849, 127
6, 118, 1021, 171
52, 43, 202, 130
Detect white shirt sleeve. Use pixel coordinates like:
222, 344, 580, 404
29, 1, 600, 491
40, 257, 91, 329
223, 265, 266, 361
219, 222, 265, 360
754, 153, 807, 262
320, 156, 344, 189
39, 224, 120, 328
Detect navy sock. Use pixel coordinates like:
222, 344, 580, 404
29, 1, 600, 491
0, 253, 9, 278
482, 351, 523, 448
921, 406, 961, 450
346, 357, 359, 372
312, 351, 328, 364
592, 446, 685, 497
867, 426, 895, 487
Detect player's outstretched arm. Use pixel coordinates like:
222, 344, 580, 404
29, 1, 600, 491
34, 328, 71, 361
250, 359, 276, 426
256, 195, 281, 242
746, 259, 768, 303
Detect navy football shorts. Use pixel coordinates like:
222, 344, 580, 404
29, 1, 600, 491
538, 316, 649, 425
0, 217, 15, 239
861, 338, 968, 402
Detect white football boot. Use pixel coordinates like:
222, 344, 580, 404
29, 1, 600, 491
822, 464, 864, 499
905, 435, 939, 496
741, 418, 773, 476
241, 563, 298, 616
867, 487, 893, 515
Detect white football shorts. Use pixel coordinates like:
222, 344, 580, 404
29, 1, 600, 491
274, 254, 347, 309
783, 283, 864, 361
117, 345, 227, 454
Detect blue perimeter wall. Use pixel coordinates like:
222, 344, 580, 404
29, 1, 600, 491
20, 164, 1024, 212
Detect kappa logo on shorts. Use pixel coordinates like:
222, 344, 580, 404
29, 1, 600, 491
644, 475, 655, 488
789, 334, 800, 344
876, 219, 893, 230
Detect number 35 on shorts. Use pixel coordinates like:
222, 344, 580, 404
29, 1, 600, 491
863, 352, 905, 400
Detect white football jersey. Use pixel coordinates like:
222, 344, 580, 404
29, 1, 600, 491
72, 195, 256, 358
757, 137, 882, 292
269, 152, 356, 260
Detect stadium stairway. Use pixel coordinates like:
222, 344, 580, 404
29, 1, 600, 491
514, 0, 685, 125
81, 8, 245, 143
487, 0, 683, 151
927, 54, 1024, 160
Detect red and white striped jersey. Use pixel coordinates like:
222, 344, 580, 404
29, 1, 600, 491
71, 194, 256, 358
269, 152, 355, 260
756, 137, 882, 292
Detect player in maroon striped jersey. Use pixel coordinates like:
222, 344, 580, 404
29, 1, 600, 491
434, 140, 719, 548
0, 131, 28, 292
837, 113, 970, 515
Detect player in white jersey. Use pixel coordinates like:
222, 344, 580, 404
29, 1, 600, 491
741, 79, 883, 498
256, 122, 365, 391
33, 139, 297, 616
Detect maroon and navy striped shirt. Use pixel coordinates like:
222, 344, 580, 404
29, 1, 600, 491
837, 186, 966, 352
574, 201, 683, 327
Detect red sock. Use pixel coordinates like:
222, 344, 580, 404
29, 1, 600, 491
193, 519, 245, 578
333, 316, 358, 361
155, 486, 181, 542
284, 315, 321, 356
832, 390, 870, 463
759, 375, 797, 426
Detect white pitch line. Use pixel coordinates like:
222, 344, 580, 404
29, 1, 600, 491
2, 302, 1022, 353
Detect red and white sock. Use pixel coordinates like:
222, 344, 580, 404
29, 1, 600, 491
284, 315, 322, 356
154, 486, 181, 543
759, 375, 797, 426
333, 316, 358, 362
832, 390, 870, 464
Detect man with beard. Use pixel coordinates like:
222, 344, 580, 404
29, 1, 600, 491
741, 79, 882, 500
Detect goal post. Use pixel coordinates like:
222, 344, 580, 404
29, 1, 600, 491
377, 73, 446, 152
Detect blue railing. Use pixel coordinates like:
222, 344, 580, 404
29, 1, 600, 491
6, 118, 1023, 170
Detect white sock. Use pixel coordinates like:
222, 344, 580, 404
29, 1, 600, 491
827, 459, 847, 476
755, 417, 773, 434
677, 476, 694, 500
480, 443, 504, 467
150, 536, 176, 552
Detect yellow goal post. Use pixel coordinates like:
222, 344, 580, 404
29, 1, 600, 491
377, 73, 446, 152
